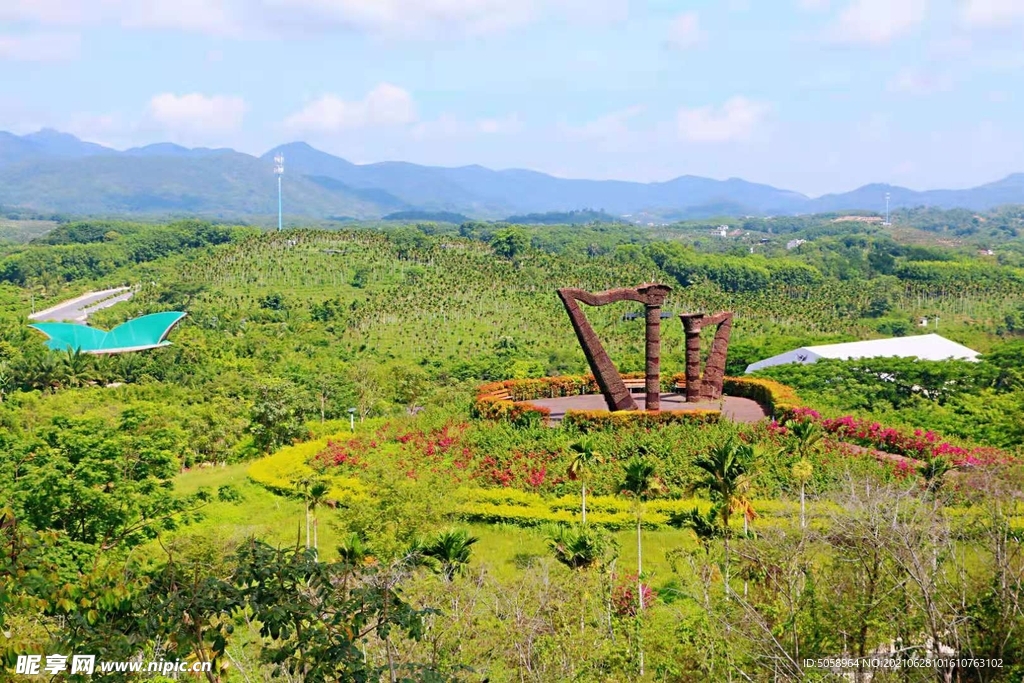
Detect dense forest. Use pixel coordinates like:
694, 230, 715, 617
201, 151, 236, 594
2, 211, 1024, 681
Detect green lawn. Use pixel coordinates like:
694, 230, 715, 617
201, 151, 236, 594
168, 463, 700, 584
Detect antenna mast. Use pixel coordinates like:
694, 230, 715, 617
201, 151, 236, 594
274, 153, 284, 231
883, 191, 891, 226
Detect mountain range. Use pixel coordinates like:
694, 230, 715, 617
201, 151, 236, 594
2, 128, 1024, 222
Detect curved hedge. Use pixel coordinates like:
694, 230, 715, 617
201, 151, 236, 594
562, 409, 720, 432
473, 373, 801, 426
247, 437, 368, 503
721, 376, 802, 416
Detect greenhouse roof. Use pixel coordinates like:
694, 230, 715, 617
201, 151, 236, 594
745, 333, 980, 373
29, 312, 186, 355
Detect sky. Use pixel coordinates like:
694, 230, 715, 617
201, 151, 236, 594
1, 0, 1023, 197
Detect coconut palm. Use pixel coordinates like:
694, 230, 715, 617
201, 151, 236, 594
567, 437, 602, 524
693, 439, 755, 596
422, 529, 478, 582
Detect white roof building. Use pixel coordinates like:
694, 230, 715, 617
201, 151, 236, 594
745, 333, 980, 374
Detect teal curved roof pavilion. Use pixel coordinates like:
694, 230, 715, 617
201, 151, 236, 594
29, 312, 187, 355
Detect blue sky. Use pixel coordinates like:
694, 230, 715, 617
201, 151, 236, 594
1, 0, 1023, 196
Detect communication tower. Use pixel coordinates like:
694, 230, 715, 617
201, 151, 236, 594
274, 154, 284, 231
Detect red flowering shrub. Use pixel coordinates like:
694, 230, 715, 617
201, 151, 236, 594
612, 573, 656, 617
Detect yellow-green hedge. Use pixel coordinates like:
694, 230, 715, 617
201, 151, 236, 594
562, 409, 720, 432
247, 437, 368, 503
722, 376, 802, 416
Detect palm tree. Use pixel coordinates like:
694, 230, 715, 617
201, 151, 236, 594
338, 532, 371, 566
31, 353, 62, 392
422, 529, 478, 582
60, 348, 93, 388
787, 418, 822, 461
791, 458, 814, 529
620, 457, 663, 677
547, 523, 610, 571
293, 476, 315, 551
669, 507, 721, 553
918, 457, 951, 495
306, 480, 330, 559
693, 439, 754, 596
567, 437, 602, 524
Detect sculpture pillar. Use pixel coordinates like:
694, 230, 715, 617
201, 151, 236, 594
680, 314, 705, 403
679, 311, 734, 402
645, 301, 662, 410
558, 283, 672, 412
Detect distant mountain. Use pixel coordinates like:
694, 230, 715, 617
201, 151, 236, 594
806, 175, 1024, 213
0, 150, 389, 218
1, 128, 1024, 221
20, 128, 114, 158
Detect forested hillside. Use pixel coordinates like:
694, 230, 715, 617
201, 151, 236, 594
2, 218, 1024, 681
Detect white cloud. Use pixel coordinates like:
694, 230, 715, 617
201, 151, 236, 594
829, 0, 927, 45
562, 106, 645, 139
666, 11, 704, 49
285, 84, 417, 132
0, 0, 628, 38
411, 112, 523, 139
268, 0, 534, 35
887, 67, 952, 95
477, 114, 523, 134
64, 112, 130, 148
0, 32, 80, 62
797, 0, 829, 10
120, 0, 240, 36
676, 97, 770, 143
148, 93, 247, 134
962, 0, 1024, 27
0, 0, 95, 25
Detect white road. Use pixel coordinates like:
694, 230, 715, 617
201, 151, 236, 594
28, 287, 134, 322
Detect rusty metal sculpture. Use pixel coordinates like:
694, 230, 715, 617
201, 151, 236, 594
679, 312, 734, 402
557, 283, 671, 412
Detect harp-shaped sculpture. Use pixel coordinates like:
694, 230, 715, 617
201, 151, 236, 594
29, 311, 187, 355
679, 312, 733, 402
557, 283, 671, 412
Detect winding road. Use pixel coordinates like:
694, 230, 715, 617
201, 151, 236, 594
28, 287, 134, 322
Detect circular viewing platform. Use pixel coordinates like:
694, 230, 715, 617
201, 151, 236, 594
520, 392, 769, 424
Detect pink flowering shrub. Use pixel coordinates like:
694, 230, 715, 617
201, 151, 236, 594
782, 406, 1010, 467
